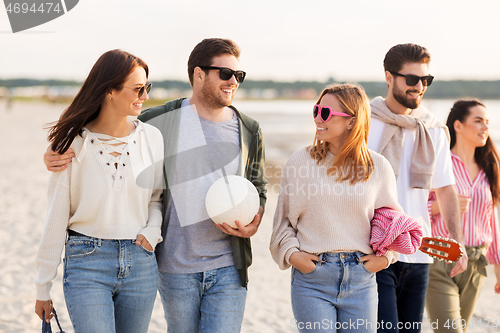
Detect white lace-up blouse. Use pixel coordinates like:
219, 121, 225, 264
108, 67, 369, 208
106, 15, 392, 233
35, 120, 164, 300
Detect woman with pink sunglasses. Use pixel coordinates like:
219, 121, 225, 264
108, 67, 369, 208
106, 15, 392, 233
270, 83, 402, 332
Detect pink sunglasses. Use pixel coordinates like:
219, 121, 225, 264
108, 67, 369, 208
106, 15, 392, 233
313, 104, 352, 122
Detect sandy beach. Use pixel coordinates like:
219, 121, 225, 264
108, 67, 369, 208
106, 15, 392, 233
1, 100, 498, 332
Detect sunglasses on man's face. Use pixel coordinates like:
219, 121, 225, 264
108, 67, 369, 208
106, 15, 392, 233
199, 66, 246, 83
313, 104, 352, 122
389, 71, 434, 87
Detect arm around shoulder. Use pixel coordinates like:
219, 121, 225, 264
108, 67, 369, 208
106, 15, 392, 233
44, 144, 74, 172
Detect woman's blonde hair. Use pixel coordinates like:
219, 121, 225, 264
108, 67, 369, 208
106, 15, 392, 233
309, 83, 374, 184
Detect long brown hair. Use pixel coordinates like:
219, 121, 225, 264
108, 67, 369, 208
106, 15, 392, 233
310, 83, 374, 185
48, 49, 149, 153
446, 99, 500, 205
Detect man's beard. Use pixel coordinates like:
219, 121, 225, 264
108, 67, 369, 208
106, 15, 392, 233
199, 79, 234, 110
392, 85, 422, 110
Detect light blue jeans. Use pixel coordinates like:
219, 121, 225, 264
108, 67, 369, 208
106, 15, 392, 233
63, 235, 158, 333
291, 252, 378, 333
158, 265, 247, 333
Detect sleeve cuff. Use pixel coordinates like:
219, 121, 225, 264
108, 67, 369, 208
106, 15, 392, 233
35, 282, 52, 301
139, 227, 162, 250
383, 250, 398, 268
284, 248, 300, 268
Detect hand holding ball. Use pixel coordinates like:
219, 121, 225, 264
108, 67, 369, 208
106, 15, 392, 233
205, 175, 260, 229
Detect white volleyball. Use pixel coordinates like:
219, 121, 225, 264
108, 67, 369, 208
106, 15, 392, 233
205, 175, 260, 229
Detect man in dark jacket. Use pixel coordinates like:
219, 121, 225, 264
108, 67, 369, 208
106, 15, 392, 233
139, 38, 267, 333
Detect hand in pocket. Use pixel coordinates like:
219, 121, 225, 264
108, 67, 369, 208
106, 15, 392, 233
135, 234, 153, 251
289, 252, 320, 274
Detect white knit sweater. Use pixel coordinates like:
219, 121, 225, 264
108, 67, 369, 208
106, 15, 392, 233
270, 147, 402, 270
35, 120, 164, 300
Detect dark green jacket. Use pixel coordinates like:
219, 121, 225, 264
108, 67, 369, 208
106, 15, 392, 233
138, 98, 267, 287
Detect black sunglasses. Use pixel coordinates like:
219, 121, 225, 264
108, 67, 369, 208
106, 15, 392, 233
389, 71, 434, 87
199, 66, 246, 83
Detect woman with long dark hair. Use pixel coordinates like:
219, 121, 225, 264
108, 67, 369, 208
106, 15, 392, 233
270, 83, 403, 332
426, 99, 500, 332
34, 49, 164, 333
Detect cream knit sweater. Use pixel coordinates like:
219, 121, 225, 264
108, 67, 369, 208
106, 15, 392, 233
270, 147, 402, 270
35, 120, 164, 300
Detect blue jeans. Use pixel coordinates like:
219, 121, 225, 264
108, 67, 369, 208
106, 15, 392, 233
158, 265, 247, 333
376, 262, 429, 333
291, 252, 378, 333
63, 235, 158, 333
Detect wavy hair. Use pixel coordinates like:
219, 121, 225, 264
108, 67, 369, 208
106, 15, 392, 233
47, 49, 149, 153
309, 83, 374, 185
447, 99, 500, 205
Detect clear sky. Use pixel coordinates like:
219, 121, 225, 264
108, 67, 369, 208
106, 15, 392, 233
1, 0, 499, 83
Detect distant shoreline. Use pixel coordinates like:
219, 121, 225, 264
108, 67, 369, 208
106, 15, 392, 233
3, 95, 500, 109
2, 78, 500, 100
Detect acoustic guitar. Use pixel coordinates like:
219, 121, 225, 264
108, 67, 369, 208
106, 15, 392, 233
419, 236, 464, 262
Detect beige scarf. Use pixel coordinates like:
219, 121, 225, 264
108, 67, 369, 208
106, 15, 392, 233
370, 96, 449, 189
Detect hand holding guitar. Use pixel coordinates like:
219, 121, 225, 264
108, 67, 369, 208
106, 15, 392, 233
419, 236, 468, 277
